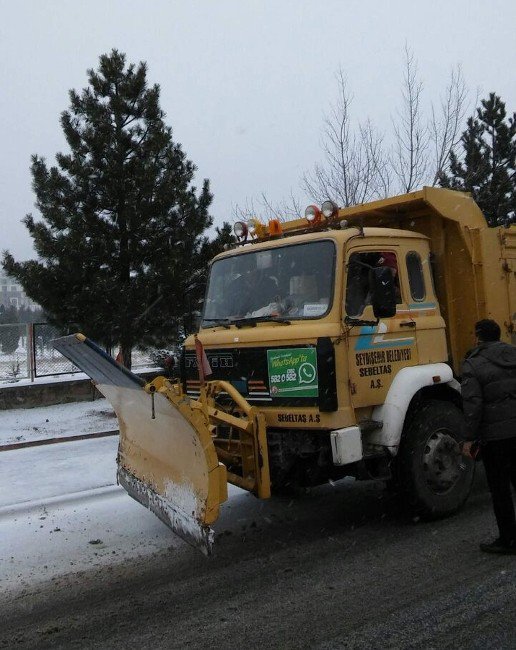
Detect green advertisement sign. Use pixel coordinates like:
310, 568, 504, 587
267, 348, 318, 398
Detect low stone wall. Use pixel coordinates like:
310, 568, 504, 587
0, 371, 161, 410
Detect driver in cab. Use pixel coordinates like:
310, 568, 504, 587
226, 253, 279, 318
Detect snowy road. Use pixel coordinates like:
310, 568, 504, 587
0, 436, 242, 595
1, 437, 515, 649
0, 437, 175, 592
0, 436, 118, 508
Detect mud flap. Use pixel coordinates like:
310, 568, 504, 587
53, 334, 227, 555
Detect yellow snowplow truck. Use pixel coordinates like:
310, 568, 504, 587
54, 187, 516, 554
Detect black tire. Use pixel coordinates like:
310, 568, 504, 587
396, 399, 475, 519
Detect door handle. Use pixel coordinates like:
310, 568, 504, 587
400, 321, 416, 328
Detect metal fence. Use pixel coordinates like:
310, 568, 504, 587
33, 323, 77, 378
0, 322, 159, 382
0, 323, 27, 381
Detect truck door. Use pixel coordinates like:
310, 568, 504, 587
344, 248, 419, 408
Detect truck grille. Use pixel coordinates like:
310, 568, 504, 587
181, 340, 337, 411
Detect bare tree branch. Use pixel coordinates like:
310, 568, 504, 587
245, 50, 470, 215
391, 45, 429, 193
302, 68, 389, 207
233, 191, 301, 224
429, 65, 469, 185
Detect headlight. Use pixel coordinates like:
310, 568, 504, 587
233, 221, 248, 239
322, 200, 338, 219
305, 205, 322, 224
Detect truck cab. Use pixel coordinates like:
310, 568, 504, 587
184, 228, 445, 425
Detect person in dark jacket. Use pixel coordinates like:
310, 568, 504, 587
461, 319, 516, 555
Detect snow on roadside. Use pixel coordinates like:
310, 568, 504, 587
0, 437, 119, 509
0, 399, 117, 445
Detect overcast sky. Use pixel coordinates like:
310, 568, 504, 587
1, 0, 515, 260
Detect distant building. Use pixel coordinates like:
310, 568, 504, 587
0, 271, 39, 310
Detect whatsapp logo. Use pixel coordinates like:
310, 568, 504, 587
298, 362, 316, 384
267, 348, 319, 397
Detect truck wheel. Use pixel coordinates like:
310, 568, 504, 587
396, 400, 475, 519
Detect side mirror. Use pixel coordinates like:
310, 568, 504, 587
370, 267, 397, 319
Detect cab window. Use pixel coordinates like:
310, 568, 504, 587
345, 251, 401, 317
406, 251, 426, 301
202, 240, 336, 323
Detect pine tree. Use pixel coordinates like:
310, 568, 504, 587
3, 50, 231, 367
439, 93, 516, 226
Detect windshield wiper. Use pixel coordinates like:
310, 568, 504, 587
203, 316, 292, 329
233, 316, 291, 328
202, 318, 231, 329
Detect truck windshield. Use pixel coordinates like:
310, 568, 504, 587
202, 240, 335, 325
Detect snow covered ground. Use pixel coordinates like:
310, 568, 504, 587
0, 367, 163, 447
0, 408, 247, 598
0, 436, 185, 594
0, 437, 118, 507
0, 400, 148, 593
0, 398, 117, 445
0, 440, 247, 596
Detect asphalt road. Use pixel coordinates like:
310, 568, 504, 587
1, 470, 515, 650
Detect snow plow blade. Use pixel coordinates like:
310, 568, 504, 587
52, 334, 228, 555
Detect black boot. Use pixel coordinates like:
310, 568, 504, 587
479, 538, 516, 555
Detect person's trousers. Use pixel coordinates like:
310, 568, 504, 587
481, 437, 516, 543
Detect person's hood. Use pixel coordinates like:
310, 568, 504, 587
472, 341, 516, 369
